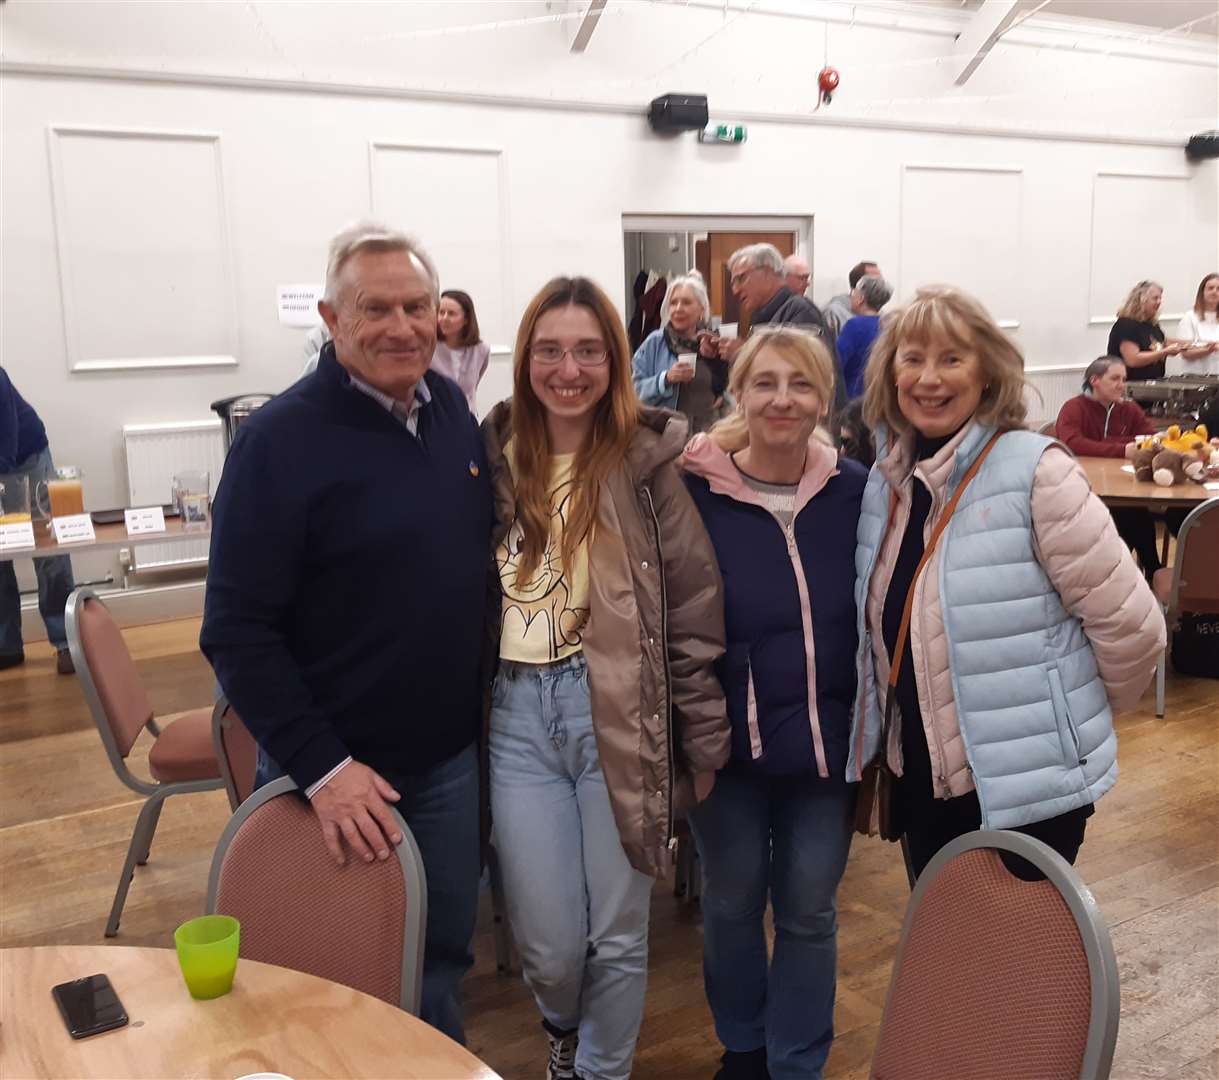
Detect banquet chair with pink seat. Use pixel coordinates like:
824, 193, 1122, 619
65, 587, 224, 937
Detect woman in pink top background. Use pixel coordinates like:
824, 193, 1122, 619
433, 289, 492, 413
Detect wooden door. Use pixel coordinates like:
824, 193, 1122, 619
707, 231, 796, 335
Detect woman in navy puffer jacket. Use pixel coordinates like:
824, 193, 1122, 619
680, 326, 865, 1080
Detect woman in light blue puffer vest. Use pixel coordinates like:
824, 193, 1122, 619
850, 286, 1165, 880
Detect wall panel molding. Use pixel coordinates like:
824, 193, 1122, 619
368, 139, 511, 345
47, 124, 239, 372
898, 163, 1024, 329
1087, 169, 1191, 326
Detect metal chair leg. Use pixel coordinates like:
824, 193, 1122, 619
134, 796, 165, 865
104, 792, 166, 938
1156, 647, 1166, 720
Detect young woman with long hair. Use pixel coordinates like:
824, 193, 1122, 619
482, 276, 729, 1080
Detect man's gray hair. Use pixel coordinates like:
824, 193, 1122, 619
855, 274, 893, 312
661, 273, 710, 327
1082, 355, 1123, 391
322, 220, 439, 305
727, 243, 784, 276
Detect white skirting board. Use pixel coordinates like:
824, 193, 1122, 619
19, 580, 206, 643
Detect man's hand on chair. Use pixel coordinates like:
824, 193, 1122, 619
309, 761, 402, 866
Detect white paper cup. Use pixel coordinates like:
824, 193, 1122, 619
677, 352, 697, 371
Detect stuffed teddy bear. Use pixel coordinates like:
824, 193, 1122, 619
1151, 449, 1203, 486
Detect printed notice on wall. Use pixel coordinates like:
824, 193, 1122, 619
276, 284, 325, 327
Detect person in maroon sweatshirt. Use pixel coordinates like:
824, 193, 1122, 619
1056, 357, 1162, 576
1056, 357, 1156, 457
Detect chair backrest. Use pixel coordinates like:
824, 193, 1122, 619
1168, 497, 1219, 616
871, 830, 1119, 1080
65, 588, 155, 762
206, 777, 426, 1014
211, 698, 259, 811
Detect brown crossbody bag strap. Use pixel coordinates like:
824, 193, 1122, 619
855, 431, 1003, 840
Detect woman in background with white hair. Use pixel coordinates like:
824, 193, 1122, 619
632, 273, 729, 433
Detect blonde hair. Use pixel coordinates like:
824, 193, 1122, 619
708, 327, 835, 453
1116, 280, 1163, 324
510, 277, 639, 586
863, 285, 1028, 436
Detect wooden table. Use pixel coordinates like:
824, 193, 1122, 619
0, 518, 210, 562
1078, 456, 1216, 510
1, 946, 501, 1080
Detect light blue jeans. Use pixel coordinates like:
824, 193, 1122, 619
490, 654, 653, 1080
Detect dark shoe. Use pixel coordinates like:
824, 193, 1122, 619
0, 650, 25, 671
714, 1048, 770, 1080
543, 1017, 579, 1080
56, 648, 75, 675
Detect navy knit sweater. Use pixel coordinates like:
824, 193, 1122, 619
200, 347, 493, 790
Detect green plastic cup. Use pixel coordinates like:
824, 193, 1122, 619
174, 915, 240, 1000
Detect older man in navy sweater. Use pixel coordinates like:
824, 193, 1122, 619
200, 222, 492, 1042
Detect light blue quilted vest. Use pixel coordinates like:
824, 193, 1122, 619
848, 422, 1117, 829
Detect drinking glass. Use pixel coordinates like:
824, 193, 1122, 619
172, 470, 211, 530
174, 914, 240, 1000
0, 474, 32, 525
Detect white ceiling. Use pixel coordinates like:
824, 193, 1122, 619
944, 0, 1218, 36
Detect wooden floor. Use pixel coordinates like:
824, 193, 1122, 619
2, 620, 1216, 1079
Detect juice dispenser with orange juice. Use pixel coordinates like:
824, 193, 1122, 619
36, 466, 84, 525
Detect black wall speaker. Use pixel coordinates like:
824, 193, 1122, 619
648, 94, 709, 134
1186, 131, 1219, 161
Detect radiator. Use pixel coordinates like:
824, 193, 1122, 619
1025, 367, 1085, 429
122, 420, 225, 572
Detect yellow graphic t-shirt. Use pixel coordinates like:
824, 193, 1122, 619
496, 445, 590, 663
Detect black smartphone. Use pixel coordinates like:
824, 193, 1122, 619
51, 974, 129, 1039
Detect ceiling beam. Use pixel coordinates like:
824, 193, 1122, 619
952, 0, 1037, 85
570, 0, 608, 53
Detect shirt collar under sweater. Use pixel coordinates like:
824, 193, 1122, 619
318, 340, 432, 435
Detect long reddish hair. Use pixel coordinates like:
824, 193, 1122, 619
510, 277, 640, 586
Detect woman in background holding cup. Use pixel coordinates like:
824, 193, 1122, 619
632, 273, 729, 434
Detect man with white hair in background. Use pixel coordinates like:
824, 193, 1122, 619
723, 242, 846, 415
201, 221, 492, 1043
783, 253, 812, 298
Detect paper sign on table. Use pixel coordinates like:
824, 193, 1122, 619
1205, 481, 1219, 491
125, 506, 167, 536
276, 284, 324, 327
0, 520, 36, 551
52, 514, 96, 544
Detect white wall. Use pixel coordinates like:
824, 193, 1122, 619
2, 0, 1216, 615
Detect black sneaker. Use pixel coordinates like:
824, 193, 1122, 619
713, 1048, 770, 1080
542, 1017, 579, 1080
0, 650, 25, 671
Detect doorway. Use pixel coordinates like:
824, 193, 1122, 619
622, 215, 812, 349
